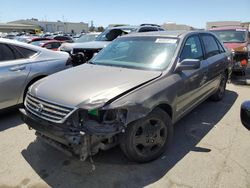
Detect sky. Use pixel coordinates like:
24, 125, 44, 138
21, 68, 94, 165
0, 0, 249, 28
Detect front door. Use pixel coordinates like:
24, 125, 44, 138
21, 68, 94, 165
175, 35, 208, 116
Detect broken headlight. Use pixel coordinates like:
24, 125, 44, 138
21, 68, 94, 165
102, 109, 127, 124
79, 108, 127, 126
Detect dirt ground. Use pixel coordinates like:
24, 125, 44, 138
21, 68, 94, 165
0, 83, 250, 188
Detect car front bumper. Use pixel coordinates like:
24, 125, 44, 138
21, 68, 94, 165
20, 108, 82, 146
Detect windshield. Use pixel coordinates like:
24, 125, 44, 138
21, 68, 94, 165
91, 37, 178, 71
76, 34, 98, 43
95, 28, 136, 41
211, 30, 247, 43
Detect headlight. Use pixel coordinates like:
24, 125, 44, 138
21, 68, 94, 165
243, 47, 248, 52
103, 110, 117, 123
103, 109, 127, 124
79, 108, 127, 125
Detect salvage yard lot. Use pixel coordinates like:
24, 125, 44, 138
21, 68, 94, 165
0, 83, 250, 188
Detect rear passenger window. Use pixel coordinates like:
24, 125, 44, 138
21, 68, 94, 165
0, 43, 16, 62
180, 36, 203, 61
138, 27, 158, 32
201, 35, 220, 58
14, 46, 37, 58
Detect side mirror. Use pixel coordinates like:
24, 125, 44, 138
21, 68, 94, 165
175, 59, 200, 72
241, 101, 250, 130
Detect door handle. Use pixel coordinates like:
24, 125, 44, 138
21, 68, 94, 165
9, 65, 26, 71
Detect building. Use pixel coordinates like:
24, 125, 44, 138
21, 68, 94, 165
162, 22, 194, 31
206, 21, 242, 29
8, 19, 89, 34
0, 23, 38, 33
241, 22, 250, 30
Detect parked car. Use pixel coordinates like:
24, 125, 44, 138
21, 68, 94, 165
59, 32, 100, 53
53, 35, 73, 43
29, 40, 64, 51
60, 24, 165, 66
210, 27, 250, 77
15, 35, 36, 43
241, 101, 250, 130
28, 37, 53, 43
0, 38, 71, 110
4, 34, 16, 40
20, 31, 229, 163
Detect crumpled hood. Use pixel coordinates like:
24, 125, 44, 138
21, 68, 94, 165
30, 64, 161, 109
224, 42, 248, 52
60, 41, 111, 51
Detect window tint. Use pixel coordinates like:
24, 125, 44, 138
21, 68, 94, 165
201, 35, 220, 58
54, 36, 71, 41
0, 43, 15, 61
215, 39, 225, 53
44, 43, 53, 49
180, 35, 203, 61
14, 46, 37, 58
138, 27, 158, 32
52, 42, 61, 49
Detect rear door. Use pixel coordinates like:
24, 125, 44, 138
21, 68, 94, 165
176, 35, 209, 115
0, 43, 35, 109
200, 34, 227, 92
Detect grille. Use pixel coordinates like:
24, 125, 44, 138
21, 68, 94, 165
25, 93, 75, 123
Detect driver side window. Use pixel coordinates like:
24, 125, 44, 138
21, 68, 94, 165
180, 35, 203, 61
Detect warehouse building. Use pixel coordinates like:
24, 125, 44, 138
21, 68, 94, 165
162, 22, 195, 30
206, 21, 242, 29
0, 23, 37, 33
8, 19, 89, 34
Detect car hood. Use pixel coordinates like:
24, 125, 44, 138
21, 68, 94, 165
60, 41, 111, 51
30, 64, 162, 109
224, 42, 248, 52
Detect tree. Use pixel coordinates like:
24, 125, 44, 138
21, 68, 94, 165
97, 26, 104, 32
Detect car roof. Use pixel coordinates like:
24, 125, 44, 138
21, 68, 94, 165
108, 24, 165, 30
31, 39, 61, 44
120, 30, 213, 38
108, 25, 138, 30
0, 38, 46, 51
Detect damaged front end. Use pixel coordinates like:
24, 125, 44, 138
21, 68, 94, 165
20, 100, 129, 161
231, 49, 249, 76
70, 48, 101, 66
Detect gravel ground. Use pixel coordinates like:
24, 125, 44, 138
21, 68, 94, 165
0, 83, 250, 188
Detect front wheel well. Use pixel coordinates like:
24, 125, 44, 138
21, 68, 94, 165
155, 103, 173, 119
23, 75, 47, 102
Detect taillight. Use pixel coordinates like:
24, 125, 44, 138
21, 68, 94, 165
241, 59, 247, 66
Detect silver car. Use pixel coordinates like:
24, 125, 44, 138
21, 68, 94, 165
0, 38, 71, 110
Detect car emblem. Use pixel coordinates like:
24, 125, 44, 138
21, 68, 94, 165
36, 103, 44, 113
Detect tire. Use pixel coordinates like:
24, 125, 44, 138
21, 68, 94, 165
120, 108, 173, 163
210, 72, 227, 101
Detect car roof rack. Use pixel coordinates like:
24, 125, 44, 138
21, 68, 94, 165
140, 24, 161, 27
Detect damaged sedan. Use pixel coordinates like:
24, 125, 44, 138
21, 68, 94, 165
20, 31, 229, 162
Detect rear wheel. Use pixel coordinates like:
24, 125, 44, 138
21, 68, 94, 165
210, 72, 227, 101
120, 108, 173, 163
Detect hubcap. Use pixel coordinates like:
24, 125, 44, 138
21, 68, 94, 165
133, 119, 167, 156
